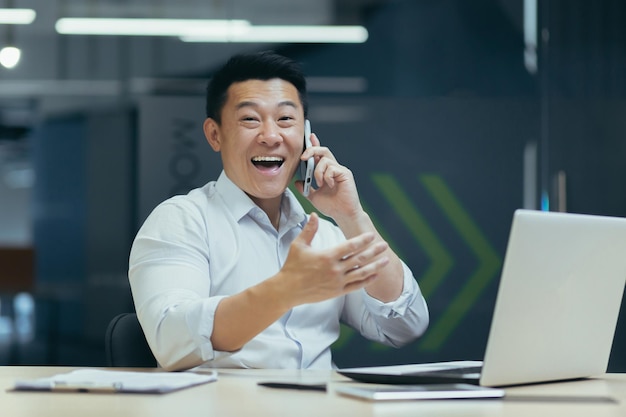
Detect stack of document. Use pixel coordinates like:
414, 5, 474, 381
14, 369, 217, 394
335, 384, 504, 401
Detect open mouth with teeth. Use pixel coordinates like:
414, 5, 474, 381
251, 156, 285, 171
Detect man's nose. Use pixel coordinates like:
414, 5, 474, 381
258, 123, 283, 145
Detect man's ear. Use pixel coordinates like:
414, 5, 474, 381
203, 118, 221, 152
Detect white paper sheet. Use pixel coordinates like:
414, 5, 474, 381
14, 369, 218, 394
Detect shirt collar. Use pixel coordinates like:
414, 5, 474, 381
215, 171, 307, 228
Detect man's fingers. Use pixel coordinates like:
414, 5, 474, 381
298, 212, 319, 245
342, 256, 389, 292
336, 237, 389, 290
341, 241, 388, 267
339, 232, 375, 257
345, 256, 389, 281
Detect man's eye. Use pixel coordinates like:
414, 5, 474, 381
277, 116, 296, 127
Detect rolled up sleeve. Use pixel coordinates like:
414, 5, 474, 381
129, 201, 229, 371
342, 262, 429, 348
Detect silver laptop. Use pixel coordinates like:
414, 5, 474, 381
339, 209, 626, 387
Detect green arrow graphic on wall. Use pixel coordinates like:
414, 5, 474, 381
369, 173, 501, 352
370, 174, 454, 299
417, 174, 501, 351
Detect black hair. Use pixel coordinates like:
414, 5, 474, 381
205, 50, 308, 123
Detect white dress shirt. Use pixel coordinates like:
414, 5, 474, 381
129, 172, 429, 370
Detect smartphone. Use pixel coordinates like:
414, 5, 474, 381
300, 119, 315, 197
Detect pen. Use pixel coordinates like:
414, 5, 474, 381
257, 382, 327, 392
51, 381, 123, 393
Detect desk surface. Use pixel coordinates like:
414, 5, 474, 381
1, 367, 625, 417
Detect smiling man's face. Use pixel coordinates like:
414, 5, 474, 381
203, 78, 305, 206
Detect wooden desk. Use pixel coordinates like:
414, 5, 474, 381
1, 367, 625, 417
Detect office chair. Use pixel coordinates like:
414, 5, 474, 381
105, 312, 158, 367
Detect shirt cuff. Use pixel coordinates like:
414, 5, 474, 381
361, 262, 419, 318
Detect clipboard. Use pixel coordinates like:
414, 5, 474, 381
13, 369, 217, 394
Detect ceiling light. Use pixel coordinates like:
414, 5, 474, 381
0, 46, 21, 69
55, 18, 250, 37
0, 9, 36, 24
54, 18, 368, 44
180, 25, 369, 44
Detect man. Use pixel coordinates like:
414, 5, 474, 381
129, 51, 428, 371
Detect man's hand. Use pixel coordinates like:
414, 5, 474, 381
211, 212, 390, 352
295, 134, 363, 225
276, 212, 390, 308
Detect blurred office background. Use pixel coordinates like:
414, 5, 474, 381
0, 0, 625, 370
